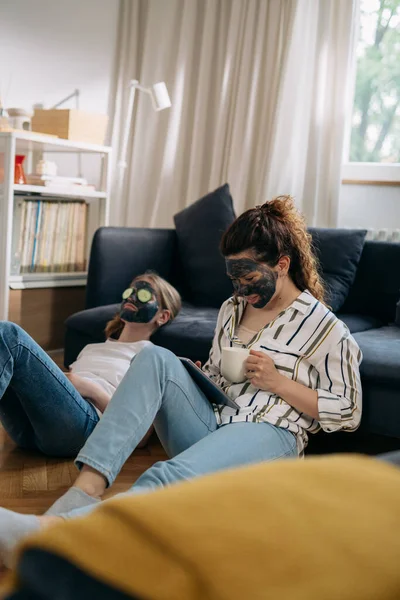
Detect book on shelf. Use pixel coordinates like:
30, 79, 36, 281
31, 200, 43, 272
77, 202, 88, 271
11, 197, 88, 276
10, 199, 25, 275
22, 202, 36, 273
26, 175, 88, 186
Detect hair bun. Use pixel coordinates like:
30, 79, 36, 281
255, 202, 273, 214
258, 200, 277, 218
260, 195, 295, 219
260, 202, 272, 214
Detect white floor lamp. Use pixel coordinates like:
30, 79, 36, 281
116, 80, 171, 214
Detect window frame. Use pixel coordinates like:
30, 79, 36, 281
342, 0, 400, 184
341, 163, 400, 184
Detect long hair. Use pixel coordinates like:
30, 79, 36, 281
105, 272, 182, 339
220, 195, 326, 304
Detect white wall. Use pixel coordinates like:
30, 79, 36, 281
0, 0, 119, 183
338, 184, 400, 232
0, 0, 118, 116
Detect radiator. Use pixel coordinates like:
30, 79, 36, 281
365, 229, 400, 243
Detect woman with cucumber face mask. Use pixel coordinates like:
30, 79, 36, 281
0, 198, 362, 567
0, 273, 181, 458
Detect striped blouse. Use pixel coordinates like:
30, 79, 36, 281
202, 290, 362, 455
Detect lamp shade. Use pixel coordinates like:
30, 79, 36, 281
150, 82, 171, 111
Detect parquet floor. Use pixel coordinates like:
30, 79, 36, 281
0, 428, 167, 514
0, 351, 167, 515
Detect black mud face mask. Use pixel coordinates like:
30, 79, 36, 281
120, 281, 159, 323
226, 258, 278, 309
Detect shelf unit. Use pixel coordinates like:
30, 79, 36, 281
0, 131, 112, 320
8, 272, 88, 289
14, 184, 107, 199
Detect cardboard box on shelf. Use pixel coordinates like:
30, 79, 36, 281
31, 109, 108, 145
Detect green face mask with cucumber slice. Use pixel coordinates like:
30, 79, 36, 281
120, 280, 159, 324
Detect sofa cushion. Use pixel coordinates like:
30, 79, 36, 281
66, 305, 117, 341
66, 306, 382, 368
174, 184, 235, 308
340, 241, 400, 325
353, 326, 400, 439
153, 304, 218, 364
66, 303, 218, 366
309, 228, 367, 313
85, 227, 180, 309
354, 326, 400, 386
338, 314, 383, 334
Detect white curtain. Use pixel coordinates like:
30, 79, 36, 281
109, 0, 356, 229
264, 0, 358, 227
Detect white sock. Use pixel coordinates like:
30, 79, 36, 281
45, 486, 100, 516
0, 508, 40, 568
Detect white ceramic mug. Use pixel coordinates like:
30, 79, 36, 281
221, 347, 250, 383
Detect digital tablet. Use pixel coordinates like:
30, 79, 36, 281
179, 358, 240, 411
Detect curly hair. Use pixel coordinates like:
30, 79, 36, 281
220, 195, 326, 304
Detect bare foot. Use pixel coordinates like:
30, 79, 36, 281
38, 515, 64, 528
74, 466, 108, 498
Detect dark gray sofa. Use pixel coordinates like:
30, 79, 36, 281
65, 223, 400, 455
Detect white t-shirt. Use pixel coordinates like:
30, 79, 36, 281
69, 338, 153, 415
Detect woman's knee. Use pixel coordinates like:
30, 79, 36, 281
122, 345, 180, 387
0, 321, 24, 342
133, 344, 178, 368
36, 437, 81, 458
0, 421, 36, 451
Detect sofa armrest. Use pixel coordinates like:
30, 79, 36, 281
85, 226, 178, 309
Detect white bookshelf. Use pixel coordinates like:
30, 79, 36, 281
9, 272, 88, 290
0, 131, 112, 320
14, 184, 107, 199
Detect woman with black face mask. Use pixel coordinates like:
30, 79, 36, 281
0, 273, 181, 457
0, 197, 362, 566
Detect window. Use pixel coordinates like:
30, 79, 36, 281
343, 0, 400, 182
350, 0, 400, 163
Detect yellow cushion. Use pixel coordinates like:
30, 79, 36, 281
9, 455, 400, 599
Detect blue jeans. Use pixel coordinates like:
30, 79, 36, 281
70, 345, 297, 517
0, 322, 99, 457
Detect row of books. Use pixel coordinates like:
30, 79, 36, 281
11, 198, 88, 274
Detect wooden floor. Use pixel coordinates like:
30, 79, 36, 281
0, 351, 167, 515
0, 428, 167, 514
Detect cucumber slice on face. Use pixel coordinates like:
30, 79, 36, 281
122, 287, 133, 300
137, 288, 152, 303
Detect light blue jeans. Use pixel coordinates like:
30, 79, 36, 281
69, 345, 298, 518
0, 321, 99, 456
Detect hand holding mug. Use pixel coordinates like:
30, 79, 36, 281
245, 350, 282, 393
221, 347, 250, 383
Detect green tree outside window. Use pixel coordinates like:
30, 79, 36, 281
350, 0, 400, 163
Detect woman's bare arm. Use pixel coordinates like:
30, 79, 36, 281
65, 373, 111, 413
